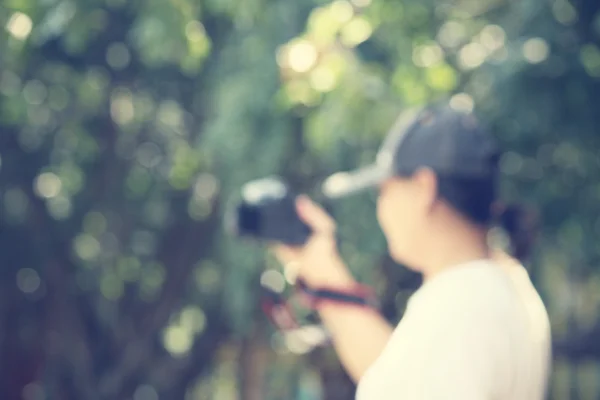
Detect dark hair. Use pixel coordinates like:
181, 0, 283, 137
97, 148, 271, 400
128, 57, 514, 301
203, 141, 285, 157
492, 203, 538, 261
436, 174, 537, 262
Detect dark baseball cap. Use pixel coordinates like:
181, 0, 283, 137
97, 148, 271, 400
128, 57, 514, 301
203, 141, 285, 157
321, 101, 500, 198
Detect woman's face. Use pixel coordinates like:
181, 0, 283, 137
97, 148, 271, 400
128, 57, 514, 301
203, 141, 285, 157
376, 170, 437, 266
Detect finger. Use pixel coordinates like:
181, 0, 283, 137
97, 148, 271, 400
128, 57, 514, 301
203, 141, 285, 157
296, 195, 336, 233
271, 244, 299, 264
270, 246, 302, 282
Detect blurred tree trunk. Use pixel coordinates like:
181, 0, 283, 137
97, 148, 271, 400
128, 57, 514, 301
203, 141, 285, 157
0, 298, 44, 400
308, 351, 355, 400
320, 368, 355, 400
239, 324, 270, 400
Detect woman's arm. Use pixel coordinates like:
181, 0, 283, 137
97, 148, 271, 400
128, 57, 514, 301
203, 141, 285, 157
274, 196, 394, 382
318, 297, 394, 382
311, 263, 394, 382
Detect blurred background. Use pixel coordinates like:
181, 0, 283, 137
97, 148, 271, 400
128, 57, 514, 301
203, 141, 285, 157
1, 0, 599, 398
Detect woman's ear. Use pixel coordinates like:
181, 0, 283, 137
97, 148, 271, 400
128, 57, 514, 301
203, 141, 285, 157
412, 167, 438, 212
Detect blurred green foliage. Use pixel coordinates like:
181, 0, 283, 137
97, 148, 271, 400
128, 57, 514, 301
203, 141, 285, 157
1, 0, 600, 398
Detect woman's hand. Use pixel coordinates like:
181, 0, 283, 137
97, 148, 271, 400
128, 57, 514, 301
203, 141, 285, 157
272, 195, 355, 288
272, 196, 393, 383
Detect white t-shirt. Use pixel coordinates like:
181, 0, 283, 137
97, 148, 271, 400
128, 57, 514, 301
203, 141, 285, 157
356, 260, 551, 400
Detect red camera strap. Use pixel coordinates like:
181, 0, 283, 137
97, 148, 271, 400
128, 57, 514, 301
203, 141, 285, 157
294, 278, 379, 310
261, 276, 379, 350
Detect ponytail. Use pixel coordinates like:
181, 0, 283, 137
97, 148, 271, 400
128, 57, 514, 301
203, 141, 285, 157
492, 203, 538, 262
434, 173, 538, 262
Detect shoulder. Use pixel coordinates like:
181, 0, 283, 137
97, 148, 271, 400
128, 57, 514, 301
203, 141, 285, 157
358, 261, 550, 399
389, 261, 521, 376
358, 263, 513, 398
409, 261, 516, 320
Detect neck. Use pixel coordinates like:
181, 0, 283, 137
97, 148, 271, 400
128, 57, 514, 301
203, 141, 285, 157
410, 222, 491, 282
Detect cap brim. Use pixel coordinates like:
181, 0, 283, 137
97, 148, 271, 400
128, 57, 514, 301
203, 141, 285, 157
321, 164, 392, 199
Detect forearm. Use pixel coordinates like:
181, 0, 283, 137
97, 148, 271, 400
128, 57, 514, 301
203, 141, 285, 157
318, 302, 394, 383
309, 262, 394, 383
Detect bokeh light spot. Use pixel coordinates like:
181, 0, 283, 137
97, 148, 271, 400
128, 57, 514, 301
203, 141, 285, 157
340, 17, 373, 47
180, 306, 207, 334
133, 385, 158, 400
194, 262, 221, 294
306, 7, 340, 46
194, 173, 219, 200
106, 42, 131, 70
553, 0, 578, 25
449, 93, 474, 113
425, 63, 457, 91
83, 212, 107, 235
309, 65, 338, 92
131, 230, 156, 256
136, 142, 163, 168
413, 43, 443, 67
500, 151, 524, 175
185, 21, 206, 41
100, 273, 124, 300
139, 262, 165, 301
479, 25, 506, 52
331, 1, 355, 23
47, 195, 72, 220
437, 21, 466, 49
188, 198, 212, 220
261, 270, 286, 294
73, 234, 101, 261
286, 40, 318, 73
34, 172, 62, 199
580, 44, 600, 77
284, 80, 320, 105
163, 325, 193, 356
157, 100, 183, 128
117, 257, 141, 282
23, 80, 48, 105
523, 38, 550, 64
6, 12, 33, 40
458, 43, 488, 70
16, 268, 41, 294
110, 88, 135, 125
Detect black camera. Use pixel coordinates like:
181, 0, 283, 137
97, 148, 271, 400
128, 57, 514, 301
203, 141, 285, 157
226, 177, 312, 246
226, 168, 363, 245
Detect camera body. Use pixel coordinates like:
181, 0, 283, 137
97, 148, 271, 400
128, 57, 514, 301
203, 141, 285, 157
226, 177, 312, 246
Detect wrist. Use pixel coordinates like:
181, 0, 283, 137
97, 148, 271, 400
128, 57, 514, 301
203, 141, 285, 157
304, 259, 357, 288
316, 298, 380, 315
296, 275, 379, 313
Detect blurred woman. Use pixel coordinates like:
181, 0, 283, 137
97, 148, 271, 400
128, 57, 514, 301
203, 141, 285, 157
274, 103, 551, 399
